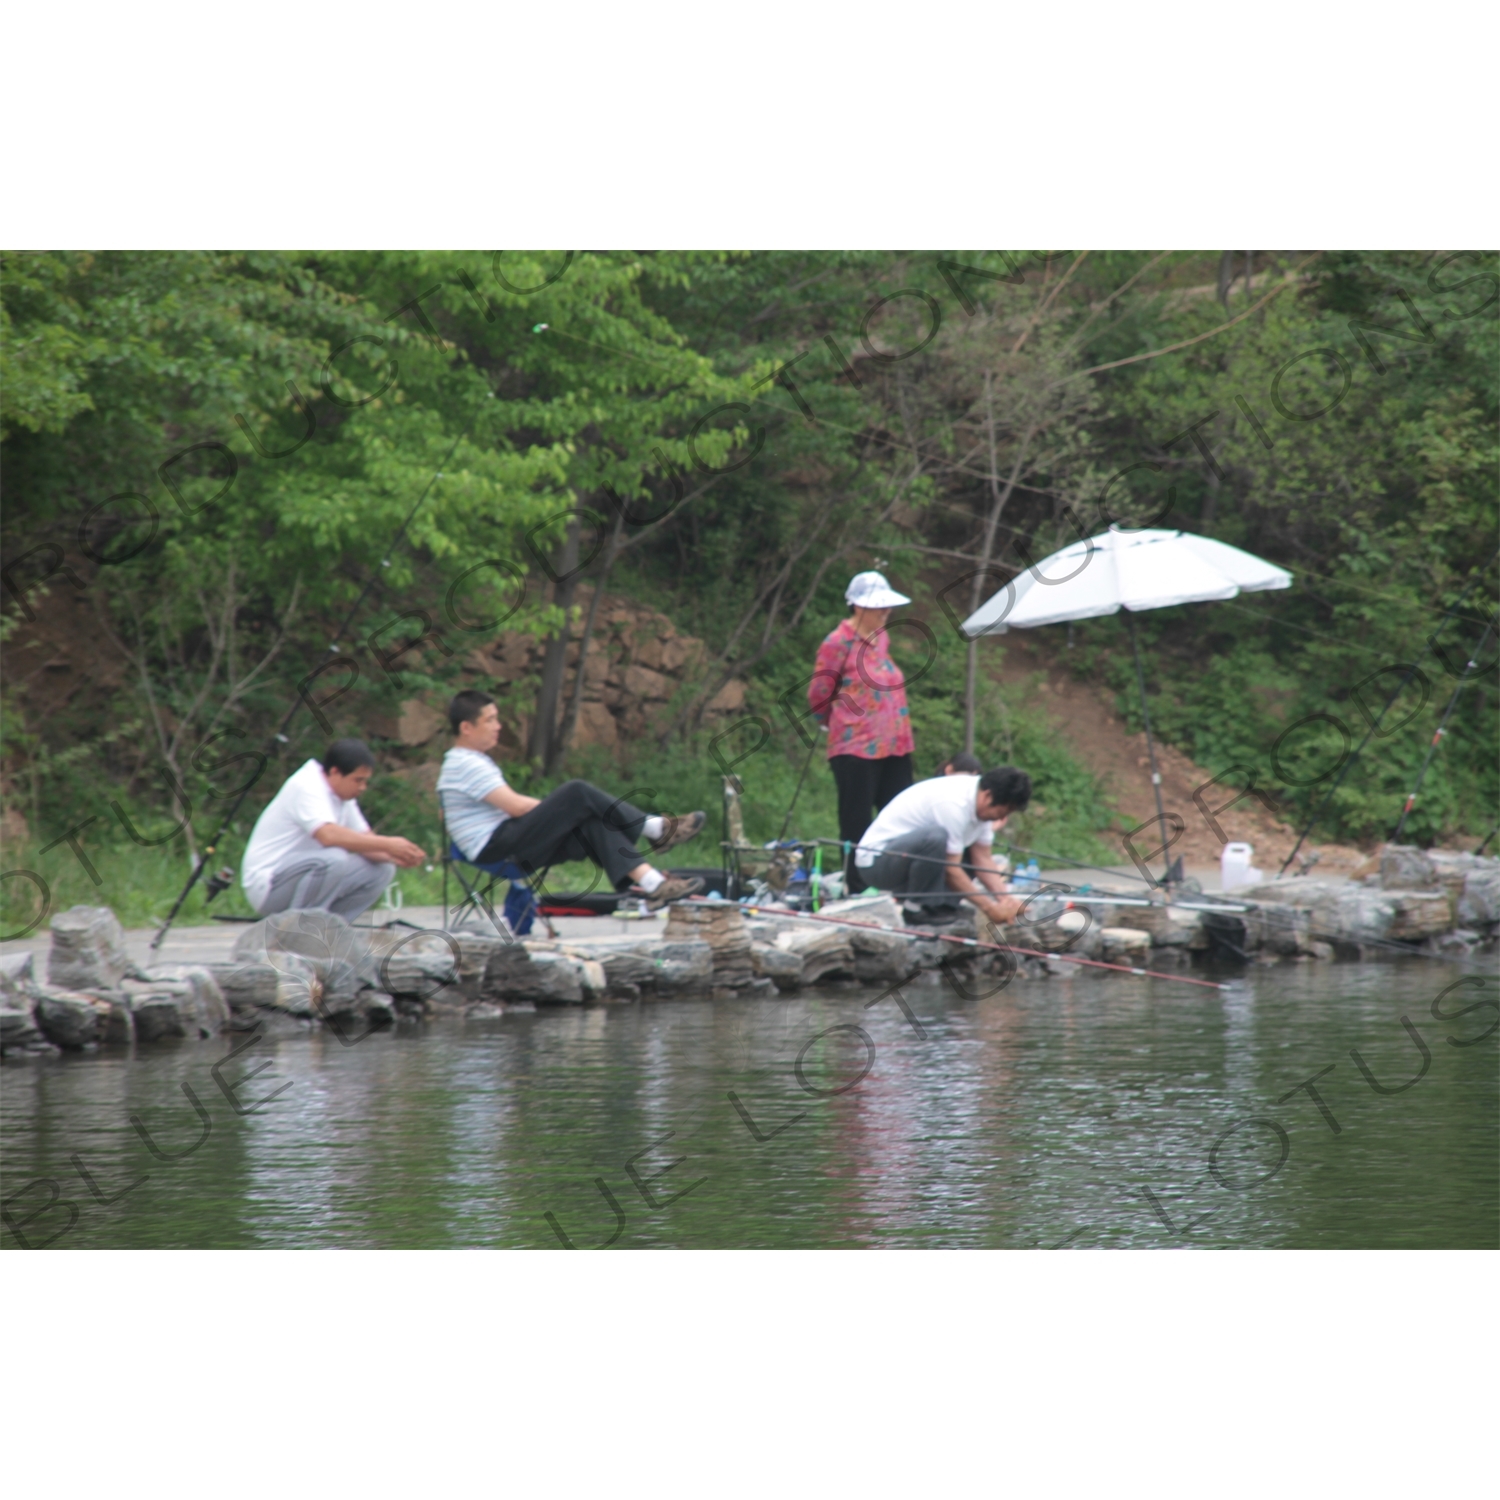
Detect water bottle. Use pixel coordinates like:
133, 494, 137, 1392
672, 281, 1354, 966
1014, 858, 1041, 893
1221, 842, 1263, 891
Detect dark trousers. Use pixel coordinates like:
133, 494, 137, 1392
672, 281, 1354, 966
861, 826, 958, 912
476, 779, 648, 891
830, 753, 912, 885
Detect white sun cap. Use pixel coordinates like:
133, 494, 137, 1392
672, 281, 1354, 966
845, 571, 910, 609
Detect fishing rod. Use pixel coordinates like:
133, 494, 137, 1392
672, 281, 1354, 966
1476, 824, 1499, 857
794, 837, 1454, 959
749, 880, 1456, 974
151, 426, 471, 951
1279, 548, 1499, 875
776, 737, 821, 843
1390, 615, 1496, 843
800, 833, 1153, 889
996, 837, 1156, 887
732, 901, 1230, 992
798, 834, 1242, 912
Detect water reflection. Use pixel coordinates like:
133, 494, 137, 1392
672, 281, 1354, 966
3, 960, 1495, 1249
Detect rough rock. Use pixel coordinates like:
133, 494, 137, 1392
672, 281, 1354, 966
751, 941, 805, 989
1236, 878, 1454, 950
599, 949, 660, 991
232, 909, 370, 1004
623, 664, 671, 701
449, 927, 517, 1000
351, 990, 399, 1027
1136, 946, 1191, 970
0, 951, 35, 995
461, 594, 722, 748
557, 952, 608, 1000
211, 954, 323, 1016
137, 965, 230, 1036
36, 989, 106, 1048
847, 926, 920, 982
1380, 845, 1435, 890
574, 700, 619, 750
818, 893, 905, 928
396, 698, 446, 745
905, 936, 951, 968
704, 678, 748, 714
1239, 877, 1335, 906
126, 988, 189, 1042
482, 942, 584, 1003
665, 903, 756, 986
1458, 865, 1500, 927
652, 940, 714, 990
1415, 852, 1472, 919
1385, 890, 1457, 941
1001, 901, 1106, 956
1242, 901, 1312, 956
1307, 889, 1394, 944
1099, 927, 1151, 963
1424, 929, 1482, 957
372, 936, 460, 999
773, 926, 856, 985
0, 989, 53, 1054
47, 905, 130, 991
1111, 903, 1203, 948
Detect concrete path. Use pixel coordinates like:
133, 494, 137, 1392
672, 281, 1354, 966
0, 904, 666, 972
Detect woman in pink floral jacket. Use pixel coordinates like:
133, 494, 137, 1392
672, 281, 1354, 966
808, 572, 916, 875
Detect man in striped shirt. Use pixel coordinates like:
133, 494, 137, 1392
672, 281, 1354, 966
436, 691, 705, 910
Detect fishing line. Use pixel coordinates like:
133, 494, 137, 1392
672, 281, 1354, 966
776, 737, 821, 844
730, 900, 1230, 992
791, 836, 1458, 959
1390, 615, 1497, 842
151, 424, 472, 950
1279, 546, 1499, 874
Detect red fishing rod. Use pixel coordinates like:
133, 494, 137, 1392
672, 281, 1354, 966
726, 900, 1230, 991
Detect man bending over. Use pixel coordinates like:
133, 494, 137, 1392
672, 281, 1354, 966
241, 739, 427, 919
437, 691, 705, 910
855, 765, 1032, 927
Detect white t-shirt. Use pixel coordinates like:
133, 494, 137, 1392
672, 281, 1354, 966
437, 748, 510, 860
855, 775, 992, 868
241, 759, 371, 908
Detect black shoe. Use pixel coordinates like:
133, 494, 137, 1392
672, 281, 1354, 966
907, 904, 961, 928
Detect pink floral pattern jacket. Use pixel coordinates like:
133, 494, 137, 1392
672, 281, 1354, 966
808, 618, 914, 760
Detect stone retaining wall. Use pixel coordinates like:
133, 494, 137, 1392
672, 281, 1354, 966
5, 853, 1494, 1057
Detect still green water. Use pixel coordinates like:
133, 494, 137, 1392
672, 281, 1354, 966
3, 960, 1495, 1249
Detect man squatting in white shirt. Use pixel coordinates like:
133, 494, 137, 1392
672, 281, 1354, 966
854, 766, 1033, 927
436, 691, 706, 911
240, 739, 427, 919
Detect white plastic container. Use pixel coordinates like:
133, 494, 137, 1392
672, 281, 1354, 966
1221, 842, 1263, 891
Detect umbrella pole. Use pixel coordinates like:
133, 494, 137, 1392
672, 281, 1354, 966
1125, 609, 1172, 884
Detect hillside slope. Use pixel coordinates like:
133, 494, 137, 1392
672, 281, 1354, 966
985, 631, 1368, 873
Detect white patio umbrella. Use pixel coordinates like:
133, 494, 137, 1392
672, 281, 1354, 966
961, 527, 1292, 879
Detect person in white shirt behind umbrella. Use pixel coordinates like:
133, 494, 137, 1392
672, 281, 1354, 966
854, 765, 1032, 927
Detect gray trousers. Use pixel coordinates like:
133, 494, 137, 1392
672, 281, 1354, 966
257, 847, 395, 920
860, 827, 959, 910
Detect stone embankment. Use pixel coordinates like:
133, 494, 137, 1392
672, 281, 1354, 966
372, 586, 746, 761
2, 905, 231, 1055
3, 846, 1493, 1055
1219, 845, 1498, 961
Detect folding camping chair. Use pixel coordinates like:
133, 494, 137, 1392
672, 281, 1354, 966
439, 794, 555, 938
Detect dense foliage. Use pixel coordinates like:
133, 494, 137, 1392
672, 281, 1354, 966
3, 249, 1495, 928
